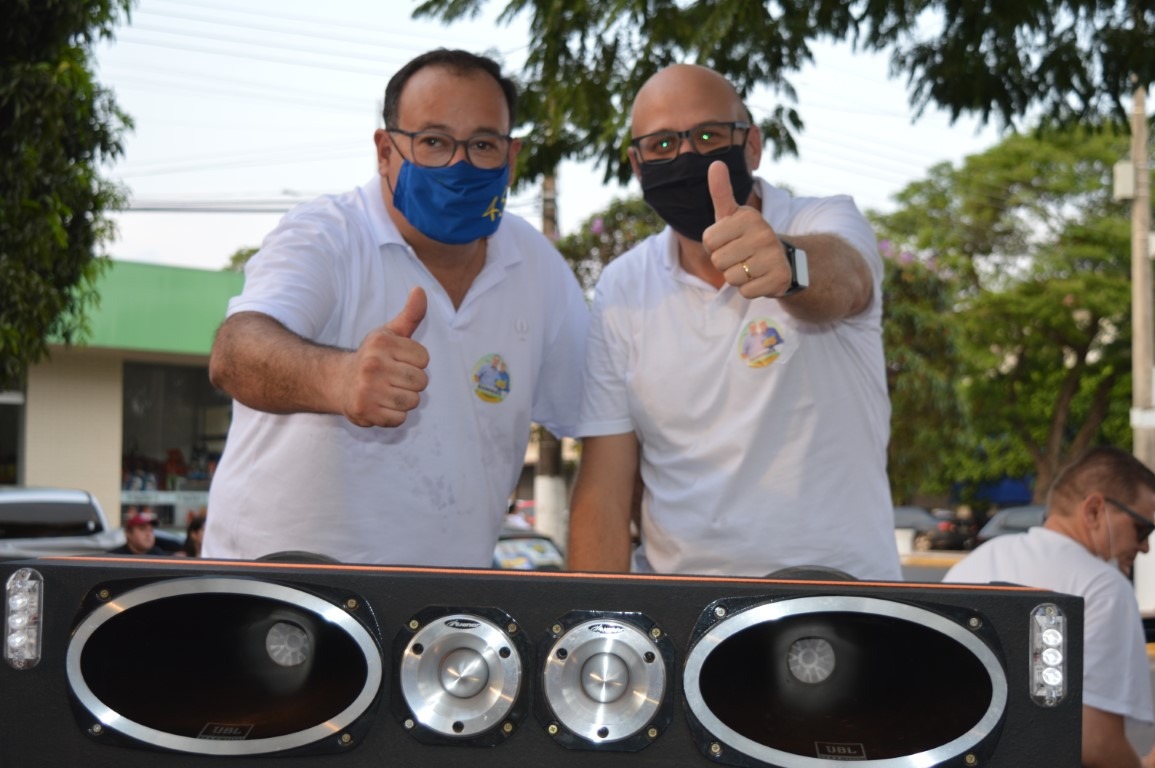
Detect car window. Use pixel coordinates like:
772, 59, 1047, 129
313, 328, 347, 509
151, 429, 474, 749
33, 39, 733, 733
0, 501, 103, 539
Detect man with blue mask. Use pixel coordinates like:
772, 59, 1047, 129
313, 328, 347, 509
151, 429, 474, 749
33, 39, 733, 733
568, 63, 900, 581
202, 49, 589, 567
946, 447, 1155, 768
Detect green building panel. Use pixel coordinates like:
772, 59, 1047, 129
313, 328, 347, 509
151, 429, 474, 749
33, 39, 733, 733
86, 261, 244, 355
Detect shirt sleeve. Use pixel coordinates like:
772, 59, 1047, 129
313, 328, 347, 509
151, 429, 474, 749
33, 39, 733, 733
1082, 572, 1155, 723
574, 260, 635, 438
785, 194, 883, 286
529, 247, 591, 439
227, 200, 347, 340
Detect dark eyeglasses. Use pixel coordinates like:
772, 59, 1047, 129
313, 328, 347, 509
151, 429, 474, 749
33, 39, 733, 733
1104, 497, 1155, 542
630, 121, 750, 164
386, 128, 512, 170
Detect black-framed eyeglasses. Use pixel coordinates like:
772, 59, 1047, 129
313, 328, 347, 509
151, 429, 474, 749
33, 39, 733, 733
630, 121, 751, 164
1105, 496, 1155, 542
386, 128, 512, 170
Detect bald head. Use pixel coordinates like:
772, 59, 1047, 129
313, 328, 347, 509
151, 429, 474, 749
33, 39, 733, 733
631, 64, 747, 133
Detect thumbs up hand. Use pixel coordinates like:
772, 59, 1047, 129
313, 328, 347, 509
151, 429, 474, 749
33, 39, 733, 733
341, 286, 431, 428
703, 160, 794, 299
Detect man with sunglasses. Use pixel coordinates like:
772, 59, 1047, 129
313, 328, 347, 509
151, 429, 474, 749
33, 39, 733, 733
946, 446, 1155, 768
568, 64, 900, 580
202, 49, 588, 566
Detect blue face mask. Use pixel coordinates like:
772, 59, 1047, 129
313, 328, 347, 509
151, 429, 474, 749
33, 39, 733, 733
392, 160, 510, 245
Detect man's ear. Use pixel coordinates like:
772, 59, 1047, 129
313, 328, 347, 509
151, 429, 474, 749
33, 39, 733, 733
373, 129, 393, 176
627, 145, 642, 182
508, 137, 523, 187
1078, 494, 1107, 529
745, 122, 763, 173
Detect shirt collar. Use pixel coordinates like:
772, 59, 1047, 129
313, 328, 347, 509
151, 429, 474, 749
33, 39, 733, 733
358, 176, 406, 247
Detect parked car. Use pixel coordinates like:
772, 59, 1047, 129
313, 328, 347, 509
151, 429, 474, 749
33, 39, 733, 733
0, 487, 123, 561
976, 504, 1047, 544
492, 527, 564, 571
894, 505, 977, 552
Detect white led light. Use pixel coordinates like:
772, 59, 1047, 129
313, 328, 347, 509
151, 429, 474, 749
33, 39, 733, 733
1029, 603, 1066, 707
4, 568, 44, 670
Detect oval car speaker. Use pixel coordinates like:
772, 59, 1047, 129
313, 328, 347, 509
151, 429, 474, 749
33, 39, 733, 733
395, 607, 530, 746
539, 611, 674, 751
66, 577, 382, 756
684, 595, 1008, 767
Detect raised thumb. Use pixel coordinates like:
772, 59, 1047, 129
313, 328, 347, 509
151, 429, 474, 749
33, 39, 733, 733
386, 286, 427, 338
708, 160, 739, 221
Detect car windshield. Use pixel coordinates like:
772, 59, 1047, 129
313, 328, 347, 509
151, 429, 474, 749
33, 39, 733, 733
1006, 507, 1043, 530
0, 501, 102, 538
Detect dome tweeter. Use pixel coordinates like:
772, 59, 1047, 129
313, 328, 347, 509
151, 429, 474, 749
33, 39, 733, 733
683, 595, 1009, 767
395, 607, 530, 746
539, 610, 674, 751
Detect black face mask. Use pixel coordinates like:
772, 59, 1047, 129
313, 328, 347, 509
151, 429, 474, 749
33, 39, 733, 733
638, 146, 755, 242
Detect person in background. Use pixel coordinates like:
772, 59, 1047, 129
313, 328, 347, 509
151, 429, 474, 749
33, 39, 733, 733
202, 48, 588, 566
108, 508, 170, 556
567, 63, 899, 580
182, 510, 206, 557
945, 446, 1155, 768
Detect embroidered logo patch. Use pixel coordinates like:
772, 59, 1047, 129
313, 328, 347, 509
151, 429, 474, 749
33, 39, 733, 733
472, 353, 511, 403
737, 318, 785, 368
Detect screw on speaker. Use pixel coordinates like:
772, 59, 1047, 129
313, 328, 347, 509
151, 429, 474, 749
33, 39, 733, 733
393, 605, 531, 746
683, 594, 1009, 767
537, 610, 675, 751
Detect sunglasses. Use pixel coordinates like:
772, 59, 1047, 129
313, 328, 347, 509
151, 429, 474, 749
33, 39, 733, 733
1104, 497, 1155, 542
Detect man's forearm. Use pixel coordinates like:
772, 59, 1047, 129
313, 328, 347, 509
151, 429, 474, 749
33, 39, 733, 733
209, 312, 349, 415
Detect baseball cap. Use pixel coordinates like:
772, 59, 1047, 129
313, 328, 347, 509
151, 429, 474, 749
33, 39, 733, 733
124, 510, 158, 528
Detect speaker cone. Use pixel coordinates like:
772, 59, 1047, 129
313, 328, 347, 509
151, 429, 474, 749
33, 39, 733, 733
66, 577, 382, 756
539, 611, 673, 751
683, 595, 1008, 766
396, 607, 528, 745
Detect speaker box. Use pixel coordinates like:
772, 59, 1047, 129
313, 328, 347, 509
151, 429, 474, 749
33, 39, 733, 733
0, 556, 1083, 767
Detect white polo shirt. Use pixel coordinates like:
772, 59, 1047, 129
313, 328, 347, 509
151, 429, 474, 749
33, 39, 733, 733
577, 178, 900, 579
203, 178, 589, 566
946, 527, 1154, 725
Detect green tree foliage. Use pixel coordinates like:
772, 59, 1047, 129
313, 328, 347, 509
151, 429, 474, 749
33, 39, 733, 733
884, 2, 1154, 129
0, 0, 134, 390
874, 241, 967, 504
225, 246, 259, 273
414, 1, 1153, 189
874, 127, 1136, 501
555, 196, 664, 294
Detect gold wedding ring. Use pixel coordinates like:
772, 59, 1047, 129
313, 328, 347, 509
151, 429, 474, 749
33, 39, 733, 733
741, 261, 753, 281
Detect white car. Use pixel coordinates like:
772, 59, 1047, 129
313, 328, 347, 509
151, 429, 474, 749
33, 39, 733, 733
0, 487, 122, 561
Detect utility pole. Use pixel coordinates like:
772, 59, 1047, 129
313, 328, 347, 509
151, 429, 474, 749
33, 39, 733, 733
1127, 80, 1155, 613
1131, 81, 1154, 468
534, 174, 570, 552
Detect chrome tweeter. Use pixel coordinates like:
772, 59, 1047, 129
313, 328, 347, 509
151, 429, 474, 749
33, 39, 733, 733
396, 607, 529, 746
539, 611, 674, 751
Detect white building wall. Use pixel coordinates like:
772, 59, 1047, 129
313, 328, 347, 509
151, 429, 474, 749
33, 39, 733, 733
24, 351, 123, 522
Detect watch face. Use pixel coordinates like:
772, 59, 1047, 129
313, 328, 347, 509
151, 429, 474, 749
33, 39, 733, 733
791, 246, 809, 289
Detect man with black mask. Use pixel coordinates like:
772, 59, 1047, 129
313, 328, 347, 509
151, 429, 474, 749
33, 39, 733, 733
568, 64, 900, 580
203, 49, 588, 566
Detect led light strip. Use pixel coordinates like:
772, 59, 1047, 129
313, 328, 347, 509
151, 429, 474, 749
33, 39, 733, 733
5, 568, 44, 670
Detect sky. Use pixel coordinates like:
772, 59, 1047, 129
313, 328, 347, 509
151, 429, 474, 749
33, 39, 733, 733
92, 0, 1006, 272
